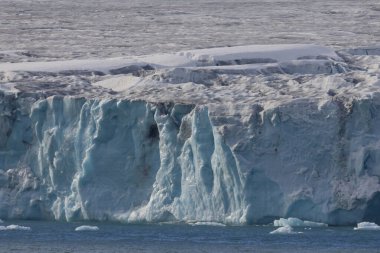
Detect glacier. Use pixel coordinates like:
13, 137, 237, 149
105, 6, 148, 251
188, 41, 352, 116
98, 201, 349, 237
0, 44, 380, 225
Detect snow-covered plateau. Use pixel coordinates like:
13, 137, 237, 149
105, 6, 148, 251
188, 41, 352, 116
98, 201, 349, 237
0, 44, 379, 225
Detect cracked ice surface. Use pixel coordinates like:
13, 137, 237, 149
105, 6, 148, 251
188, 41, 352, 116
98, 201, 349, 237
0, 44, 380, 225
0, 0, 379, 62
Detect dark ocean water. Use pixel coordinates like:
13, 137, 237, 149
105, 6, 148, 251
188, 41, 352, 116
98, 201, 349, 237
0, 221, 379, 253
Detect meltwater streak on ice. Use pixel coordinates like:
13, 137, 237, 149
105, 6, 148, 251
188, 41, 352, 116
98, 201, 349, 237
0, 44, 380, 225
0, 0, 379, 62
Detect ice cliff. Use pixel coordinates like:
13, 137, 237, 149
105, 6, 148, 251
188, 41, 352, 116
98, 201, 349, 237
0, 44, 380, 225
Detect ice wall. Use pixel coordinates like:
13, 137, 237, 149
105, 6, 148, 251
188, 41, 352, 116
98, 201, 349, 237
0, 45, 380, 225
1, 92, 380, 225
0, 94, 246, 223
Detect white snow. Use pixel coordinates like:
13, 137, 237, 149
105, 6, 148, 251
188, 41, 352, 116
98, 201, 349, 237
0, 44, 337, 74
93, 75, 143, 92
75, 225, 99, 231
274, 218, 328, 227
270, 226, 302, 235
0, 225, 31, 231
354, 222, 380, 231
179, 44, 339, 63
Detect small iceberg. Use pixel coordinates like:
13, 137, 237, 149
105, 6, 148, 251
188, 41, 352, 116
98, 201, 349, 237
75, 225, 99, 231
270, 226, 303, 234
274, 217, 327, 227
191, 221, 226, 227
0, 225, 31, 231
354, 222, 380, 231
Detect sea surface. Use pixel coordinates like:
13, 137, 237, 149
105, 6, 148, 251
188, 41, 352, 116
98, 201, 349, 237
0, 221, 379, 253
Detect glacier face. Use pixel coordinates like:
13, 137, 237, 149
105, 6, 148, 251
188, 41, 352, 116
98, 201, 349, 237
0, 95, 246, 223
0, 45, 380, 225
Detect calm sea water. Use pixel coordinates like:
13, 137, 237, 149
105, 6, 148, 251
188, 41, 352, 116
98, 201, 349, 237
0, 221, 379, 253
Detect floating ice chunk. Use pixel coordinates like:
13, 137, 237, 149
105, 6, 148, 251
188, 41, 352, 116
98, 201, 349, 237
0, 225, 31, 231
354, 222, 380, 231
274, 218, 327, 227
270, 226, 302, 234
191, 222, 226, 227
0, 219, 3, 223
75, 225, 100, 231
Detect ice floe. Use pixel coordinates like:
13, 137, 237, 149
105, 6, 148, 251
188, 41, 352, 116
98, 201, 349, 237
190, 222, 226, 227
0, 225, 31, 231
354, 222, 380, 231
75, 225, 100, 231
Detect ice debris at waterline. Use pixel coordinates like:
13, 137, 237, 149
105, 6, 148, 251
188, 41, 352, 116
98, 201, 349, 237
0, 45, 380, 225
274, 218, 328, 227
270, 226, 303, 235
0, 225, 31, 231
75, 225, 100, 231
189, 222, 226, 227
354, 222, 380, 231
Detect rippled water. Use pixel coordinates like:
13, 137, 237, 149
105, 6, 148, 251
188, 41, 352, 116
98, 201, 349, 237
0, 0, 379, 62
0, 221, 380, 253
